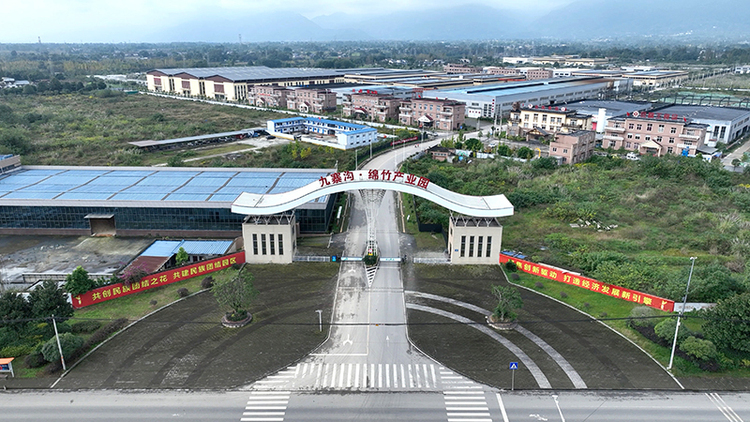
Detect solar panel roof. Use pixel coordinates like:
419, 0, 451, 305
0, 167, 334, 209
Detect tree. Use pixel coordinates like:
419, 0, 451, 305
41, 332, 84, 363
491, 285, 523, 322
212, 265, 258, 319
465, 138, 483, 152
732, 158, 741, 170
175, 247, 189, 266
28, 279, 74, 320
0, 291, 32, 333
516, 147, 534, 159
64, 266, 95, 296
703, 292, 750, 354
496, 144, 512, 157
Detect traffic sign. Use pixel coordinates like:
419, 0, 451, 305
509, 362, 519, 370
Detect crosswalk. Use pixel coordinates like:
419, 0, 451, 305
253, 362, 451, 391
241, 391, 291, 422
442, 367, 492, 422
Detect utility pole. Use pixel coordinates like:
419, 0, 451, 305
52, 315, 66, 371
667, 256, 697, 371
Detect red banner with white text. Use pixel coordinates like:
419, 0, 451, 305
499, 254, 674, 312
71, 252, 245, 309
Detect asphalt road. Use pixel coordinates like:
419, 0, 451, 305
2, 390, 748, 422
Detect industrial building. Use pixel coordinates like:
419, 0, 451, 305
651, 104, 750, 146
422, 77, 633, 119
147, 67, 346, 101
266, 117, 378, 150
0, 166, 337, 237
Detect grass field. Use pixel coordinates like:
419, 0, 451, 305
0, 93, 286, 166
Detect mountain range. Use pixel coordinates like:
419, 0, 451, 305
150, 0, 750, 42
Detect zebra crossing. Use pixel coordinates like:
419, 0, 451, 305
442, 367, 492, 422
241, 391, 291, 422
250, 362, 484, 393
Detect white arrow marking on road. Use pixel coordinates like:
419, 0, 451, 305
343, 334, 353, 346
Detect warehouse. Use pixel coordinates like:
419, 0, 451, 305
0, 166, 337, 237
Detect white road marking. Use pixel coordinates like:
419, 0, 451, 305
707, 392, 745, 422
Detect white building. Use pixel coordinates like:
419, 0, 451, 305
267, 117, 378, 150
654, 105, 750, 146
447, 217, 503, 265
735, 66, 750, 74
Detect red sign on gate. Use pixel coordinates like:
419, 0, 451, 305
71, 252, 246, 309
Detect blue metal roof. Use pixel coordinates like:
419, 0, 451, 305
0, 167, 332, 207
140, 239, 233, 257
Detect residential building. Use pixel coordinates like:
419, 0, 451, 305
266, 117, 378, 150
735, 65, 750, 74
399, 98, 466, 131
526, 69, 554, 80
602, 112, 708, 156
563, 100, 652, 133
287, 88, 337, 114
549, 130, 596, 164
444, 63, 480, 74
249, 84, 289, 108
342, 93, 401, 122
427, 146, 454, 162
509, 105, 594, 138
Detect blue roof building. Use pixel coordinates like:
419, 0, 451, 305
267, 117, 378, 150
0, 166, 337, 237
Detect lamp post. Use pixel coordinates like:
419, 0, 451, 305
315, 310, 323, 332
667, 256, 697, 370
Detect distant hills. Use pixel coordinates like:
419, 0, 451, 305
149, 1, 750, 43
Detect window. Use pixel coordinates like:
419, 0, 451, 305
647, 123, 653, 131
524, 114, 529, 121
261, 234, 267, 255
533, 113, 539, 122
628, 123, 634, 129
658, 124, 664, 132
668, 146, 673, 153
278, 234, 283, 255
542, 115, 547, 122
460, 236, 466, 258
636, 124, 642, 130
552, 147, 557, 152
469, 236, 474, 257
669, 137, 675, 143
656, 136, 662, 142
627, 134, 633, 139
635, 134, 641, 140
609, 141, 616, 147
486, 236, 492, 257
626, 142, 631, 148
645, 136, 651, 141
563, 149, 568, 153
670, 127, 677, 134
477, 236, 483, 258
253, 234, 258, 255
269, 234, 275, 255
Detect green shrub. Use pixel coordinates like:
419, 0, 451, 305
627, 306, 662, 329
654, 318, 691, 344
201, 276, 214, 289
24, 350, 47, 368
505, 261, 517, 272
41, 332, 84, 362
679, 336, 717, 361
71, 320, 102, 334
0, 344, 34, 358
177, 287, 189, 298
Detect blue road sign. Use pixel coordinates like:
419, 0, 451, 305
509, 362, 519, 370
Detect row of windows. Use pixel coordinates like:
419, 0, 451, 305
459, 235, 492, 258
252, 233, 285, 256
0, 205, 331, 233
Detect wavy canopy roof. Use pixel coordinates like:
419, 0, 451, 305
232, 170, 514, 218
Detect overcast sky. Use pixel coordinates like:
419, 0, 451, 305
1, 0, 575, 43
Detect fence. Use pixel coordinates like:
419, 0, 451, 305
292, 255, 330, 262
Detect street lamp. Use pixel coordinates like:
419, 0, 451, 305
667, 256, 697, 371
315, 309, 323, 332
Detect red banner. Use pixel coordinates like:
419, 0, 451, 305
499, 254, 675, 312
71, 252, 246, 309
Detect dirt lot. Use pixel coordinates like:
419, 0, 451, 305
0, 236, 152, 289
